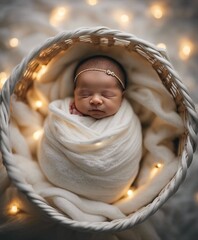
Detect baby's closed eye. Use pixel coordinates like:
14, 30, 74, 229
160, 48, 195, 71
102, 91, 115, 98
79, 90, 92, 97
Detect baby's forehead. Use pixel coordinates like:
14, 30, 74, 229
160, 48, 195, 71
74, 56, 126, 90
77, 57, 118, 71
76, 71, 120, 87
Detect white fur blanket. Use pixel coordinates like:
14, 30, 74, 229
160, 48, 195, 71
38, 98, 142, 203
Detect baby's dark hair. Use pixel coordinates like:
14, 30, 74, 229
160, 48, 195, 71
73, 55, 127, 90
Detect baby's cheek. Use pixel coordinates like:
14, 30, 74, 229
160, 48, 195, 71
76, 101, 87, 113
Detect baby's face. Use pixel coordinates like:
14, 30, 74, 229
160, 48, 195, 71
74, 71, 123, 119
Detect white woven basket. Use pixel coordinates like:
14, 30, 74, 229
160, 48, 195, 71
0, 26, 198, 232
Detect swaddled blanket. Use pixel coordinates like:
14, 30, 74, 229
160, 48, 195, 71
38, 98, 142, 203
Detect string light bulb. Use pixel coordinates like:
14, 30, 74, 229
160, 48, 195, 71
179, 39, 194, 60
86, 0, 98, 6
33, 129, 43, 141
27, 88, 48, 115
150, 162, 163, 178
8, 203, 20, 215
9, 38, 19, 48
112, 10, 132, 28
50, 6, 70, 27
155, 163, 163, 169
127, 188, 134, 197
149, 3, 165, 19
34, 100, 43, 109
120, 14, 130, 23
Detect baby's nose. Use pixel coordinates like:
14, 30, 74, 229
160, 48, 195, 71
90, 95, 103, 105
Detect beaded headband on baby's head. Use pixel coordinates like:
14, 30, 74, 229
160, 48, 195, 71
74, 68, 126, 90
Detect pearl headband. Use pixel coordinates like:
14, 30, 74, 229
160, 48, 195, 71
74, 68, 125, 90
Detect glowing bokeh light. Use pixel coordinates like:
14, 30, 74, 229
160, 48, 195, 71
120, 14, 129, 23
127, 189, 134, 197
33, 129, 43, 141
8, 203, 20, 215
50, 6, 70, 27
179, 39, 194, 60
150, 4, 164, 19
150, 163, 163, 178
34, 100, 43, 109
155, 163, 163, 169
112, 10, 132, 28
9, 38, 19, 48
86, 0, 98, 6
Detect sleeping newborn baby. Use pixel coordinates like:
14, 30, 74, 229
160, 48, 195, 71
70, 55, 126, 119
38, 56, 142, 203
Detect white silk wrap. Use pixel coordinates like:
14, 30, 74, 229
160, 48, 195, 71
38, 98, 142, 203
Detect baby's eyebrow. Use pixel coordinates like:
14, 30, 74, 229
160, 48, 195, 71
77, 89, 92, 95
78, 87, 92, 91
102, 89, 114, 93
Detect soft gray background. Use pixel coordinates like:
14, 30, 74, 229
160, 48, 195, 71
0, 0, 198, 239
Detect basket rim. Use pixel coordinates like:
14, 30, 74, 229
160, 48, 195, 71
1, 26, 198, 232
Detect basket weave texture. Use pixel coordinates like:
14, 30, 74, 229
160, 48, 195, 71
0, 27, 198, 232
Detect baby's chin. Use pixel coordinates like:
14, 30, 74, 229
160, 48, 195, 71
87, 112, 114, 120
